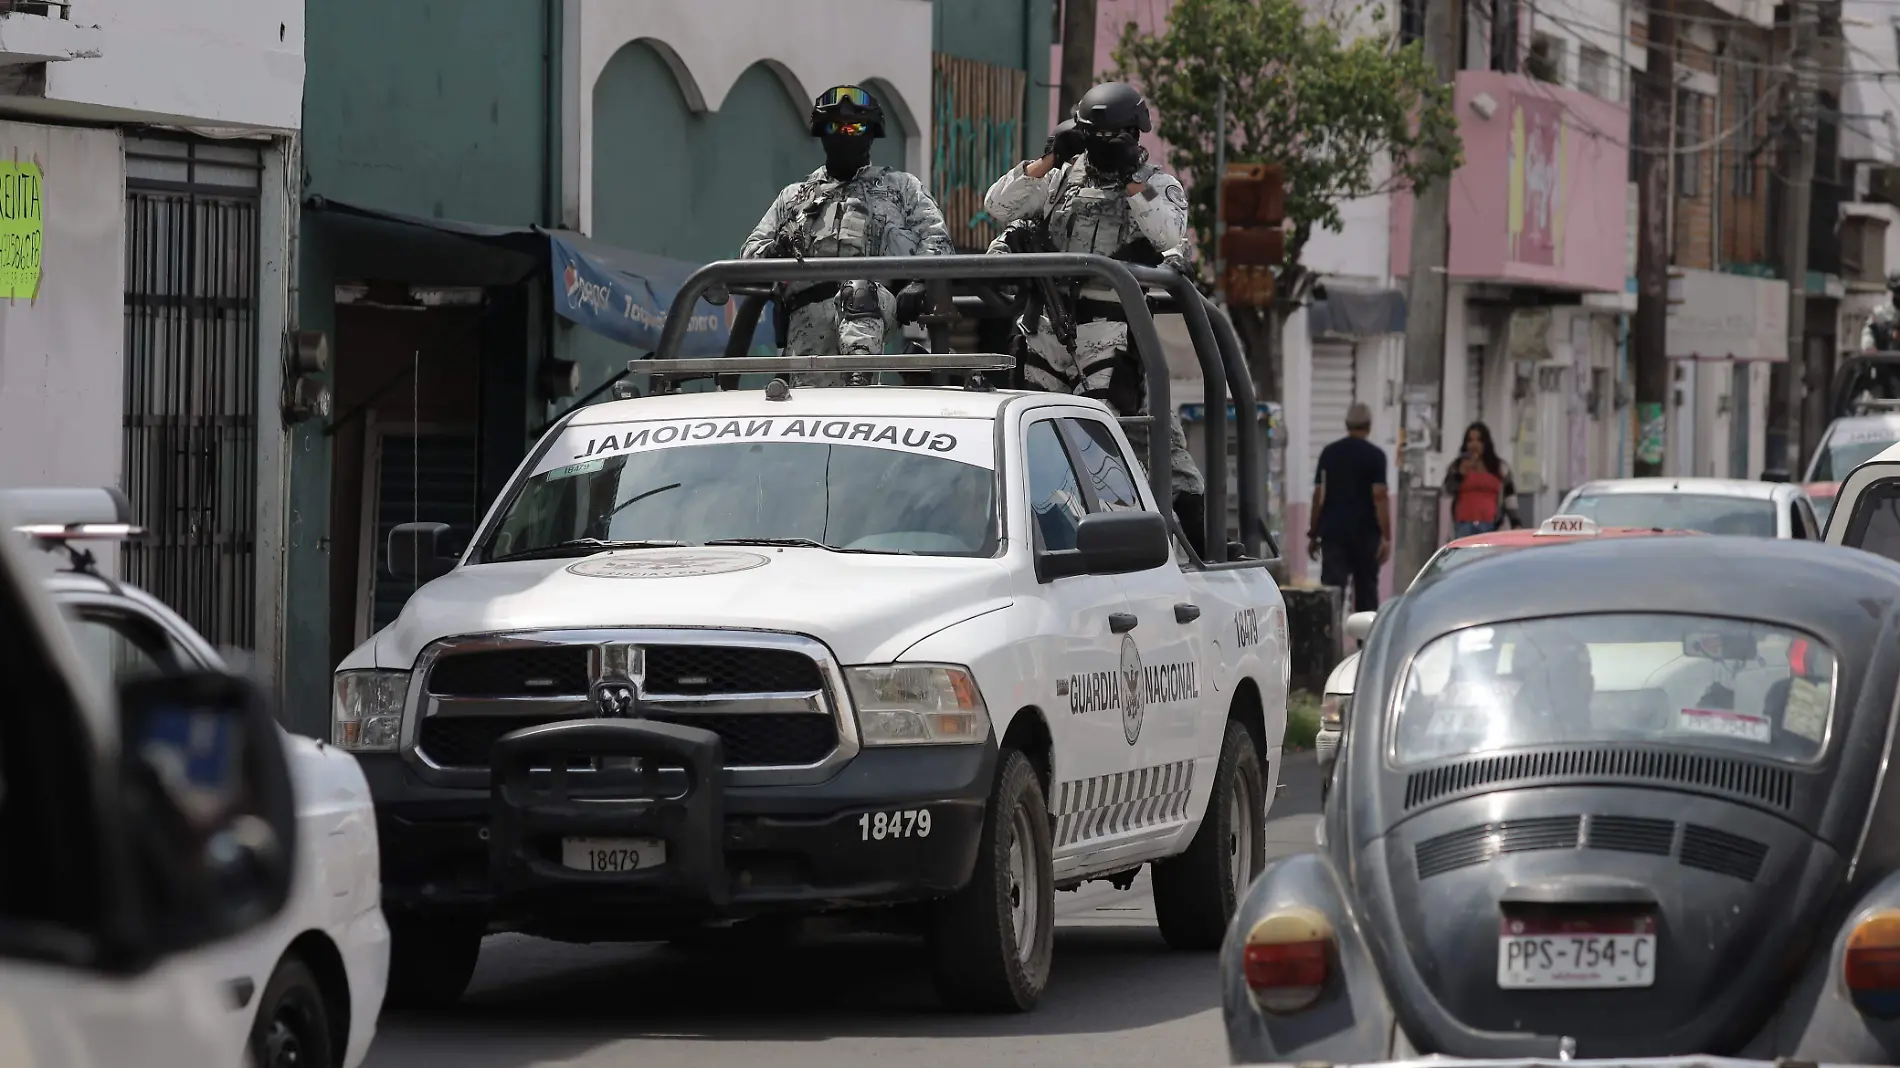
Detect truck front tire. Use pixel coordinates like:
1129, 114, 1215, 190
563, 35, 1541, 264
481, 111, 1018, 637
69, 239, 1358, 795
384, 914, 484, 1010
927, 748, 1054, 1012
1152, 718, 1266, 950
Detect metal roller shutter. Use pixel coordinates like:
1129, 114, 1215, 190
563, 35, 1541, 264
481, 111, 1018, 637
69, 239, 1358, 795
1310, 343, 1358, 472
1466, 347, 1486, 430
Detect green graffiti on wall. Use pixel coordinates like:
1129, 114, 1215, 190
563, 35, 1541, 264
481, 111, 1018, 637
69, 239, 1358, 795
931, 68, 1022, 243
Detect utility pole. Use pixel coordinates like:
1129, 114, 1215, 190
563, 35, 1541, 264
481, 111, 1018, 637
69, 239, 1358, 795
1394, 0, 1460, 589
1631, 0, 1676, 477
1057, 0, 1098, 122
1778, 0, 1818, 477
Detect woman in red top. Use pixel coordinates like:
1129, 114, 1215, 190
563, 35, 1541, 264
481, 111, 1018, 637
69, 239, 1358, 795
1441, 422, 1519, 538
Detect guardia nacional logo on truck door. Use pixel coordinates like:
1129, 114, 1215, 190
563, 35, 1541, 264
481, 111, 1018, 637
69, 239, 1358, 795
1120, 634, 1145, 746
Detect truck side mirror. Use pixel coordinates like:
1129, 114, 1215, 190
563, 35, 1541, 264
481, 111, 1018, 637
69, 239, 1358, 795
388, 522, 461, 582
1038, 511, 1171, 581
116, 671, 297, 962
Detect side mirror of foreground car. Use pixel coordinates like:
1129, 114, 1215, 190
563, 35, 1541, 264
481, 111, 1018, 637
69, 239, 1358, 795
388, 521, 462, 582
117, 670, 297, 962
1344, 610, 1378, 642
1039, 511, 1172, 581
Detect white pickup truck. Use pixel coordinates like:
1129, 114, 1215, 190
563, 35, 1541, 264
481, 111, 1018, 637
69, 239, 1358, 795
330, 254, 1290, 1014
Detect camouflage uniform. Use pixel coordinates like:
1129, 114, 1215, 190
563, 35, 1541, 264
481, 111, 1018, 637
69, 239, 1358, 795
983, 156, 1205, 498
741, 164, 953, 366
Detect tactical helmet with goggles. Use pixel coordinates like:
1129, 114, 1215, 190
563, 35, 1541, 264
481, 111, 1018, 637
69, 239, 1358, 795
809, 84, 887, 139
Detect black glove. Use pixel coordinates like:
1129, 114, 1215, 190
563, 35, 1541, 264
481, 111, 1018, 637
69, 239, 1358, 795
770, 231, 796, 258
895, 282, 928, 324
1043, 119, 1085, 164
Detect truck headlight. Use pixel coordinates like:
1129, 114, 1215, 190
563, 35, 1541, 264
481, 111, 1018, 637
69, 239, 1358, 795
332, 669, 409, 751
1320, 692, 1349, 731
845, 664, 992, 746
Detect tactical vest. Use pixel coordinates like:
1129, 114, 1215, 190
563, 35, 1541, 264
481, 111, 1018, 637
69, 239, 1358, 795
1047, 161, 1160, 259
786, 173, 885, 260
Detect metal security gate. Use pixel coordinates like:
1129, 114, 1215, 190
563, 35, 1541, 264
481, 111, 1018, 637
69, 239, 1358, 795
122, 135, 264, 650
1310, 343, 1357, 466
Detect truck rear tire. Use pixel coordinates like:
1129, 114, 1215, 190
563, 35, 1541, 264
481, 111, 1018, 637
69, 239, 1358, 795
927, 748, 1054, 1012
384, 914, 484, 1010
1152, 719, 1265, 951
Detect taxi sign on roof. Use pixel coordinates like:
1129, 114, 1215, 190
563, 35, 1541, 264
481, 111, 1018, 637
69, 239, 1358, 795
1535, 514, 1599, 537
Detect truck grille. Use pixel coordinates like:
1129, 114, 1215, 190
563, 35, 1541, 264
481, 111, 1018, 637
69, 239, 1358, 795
415, 638, 841, 772
418, 712, 838, 769
425, 645, 824, 698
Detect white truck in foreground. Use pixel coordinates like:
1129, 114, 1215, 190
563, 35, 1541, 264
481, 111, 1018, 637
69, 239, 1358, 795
331, 253, 1290, 1013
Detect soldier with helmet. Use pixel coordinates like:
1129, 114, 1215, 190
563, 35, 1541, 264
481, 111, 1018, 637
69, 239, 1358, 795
983, 81, 1210, 556
741, 84, 953, 360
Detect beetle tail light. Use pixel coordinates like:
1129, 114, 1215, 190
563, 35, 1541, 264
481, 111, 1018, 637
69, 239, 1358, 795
1243, 907, 1333, 1014
1846, 910, 1900, 1019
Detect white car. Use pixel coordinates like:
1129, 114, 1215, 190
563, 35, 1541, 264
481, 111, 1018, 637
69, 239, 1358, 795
1314, 515, 1703, 803
5, 488, 388, 1068
1557, 477, 1820, 539
333, 356, 1291, 1013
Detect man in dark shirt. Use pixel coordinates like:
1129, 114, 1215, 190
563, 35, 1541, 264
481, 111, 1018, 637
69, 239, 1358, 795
1308, 403, 1391, 612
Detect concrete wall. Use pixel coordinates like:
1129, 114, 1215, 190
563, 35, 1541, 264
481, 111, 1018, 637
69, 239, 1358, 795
568, 0, 936, 236
8, 0, 303, 132
0, 121, 126, 574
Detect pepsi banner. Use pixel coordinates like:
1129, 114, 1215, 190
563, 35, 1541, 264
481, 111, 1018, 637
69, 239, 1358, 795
548, 232, 775, 358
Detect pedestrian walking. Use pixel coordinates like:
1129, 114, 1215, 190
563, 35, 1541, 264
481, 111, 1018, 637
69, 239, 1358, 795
1307, 403, 1391, 613
1442, 421, 1520, 539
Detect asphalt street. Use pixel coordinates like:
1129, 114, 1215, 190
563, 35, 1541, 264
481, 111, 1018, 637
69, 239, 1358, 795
363, 751, 1322, 1068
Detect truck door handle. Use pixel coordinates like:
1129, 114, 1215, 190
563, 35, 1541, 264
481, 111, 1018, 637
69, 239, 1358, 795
1174, 603, 1201, 623
1109, 612, 1139, 633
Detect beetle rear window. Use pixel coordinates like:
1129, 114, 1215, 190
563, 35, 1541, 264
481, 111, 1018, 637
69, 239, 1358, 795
1391, 613, 1835, 766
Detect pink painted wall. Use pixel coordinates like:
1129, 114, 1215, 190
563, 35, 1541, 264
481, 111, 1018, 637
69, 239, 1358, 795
1390, 70, 1629, 293
1048, 0, 1179, 167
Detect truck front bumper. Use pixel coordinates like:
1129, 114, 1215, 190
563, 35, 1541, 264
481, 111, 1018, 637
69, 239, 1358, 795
358, 720, 994, 936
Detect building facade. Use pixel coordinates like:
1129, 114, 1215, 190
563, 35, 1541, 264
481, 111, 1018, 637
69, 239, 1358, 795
0, 0, 302, 678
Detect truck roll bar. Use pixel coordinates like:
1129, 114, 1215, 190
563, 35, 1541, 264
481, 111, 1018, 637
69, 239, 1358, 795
650, 253, 1266, 564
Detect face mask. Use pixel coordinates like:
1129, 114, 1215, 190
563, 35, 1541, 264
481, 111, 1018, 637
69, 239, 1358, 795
1086, 139, 1141, 177
822, 134, 872, 180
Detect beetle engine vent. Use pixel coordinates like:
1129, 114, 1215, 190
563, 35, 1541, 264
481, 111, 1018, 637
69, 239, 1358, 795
1403, 748, 1795, 811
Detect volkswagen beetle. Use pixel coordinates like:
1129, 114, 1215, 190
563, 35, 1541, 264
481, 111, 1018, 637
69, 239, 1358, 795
1223, 535, 1900, 1065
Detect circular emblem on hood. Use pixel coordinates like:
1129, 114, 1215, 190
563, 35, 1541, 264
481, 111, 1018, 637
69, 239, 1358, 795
565, 549, 770, 580
1120, 634, 1145, 746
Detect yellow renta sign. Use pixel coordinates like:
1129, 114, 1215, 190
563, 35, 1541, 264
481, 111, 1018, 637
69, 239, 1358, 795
0, 161, 43, 300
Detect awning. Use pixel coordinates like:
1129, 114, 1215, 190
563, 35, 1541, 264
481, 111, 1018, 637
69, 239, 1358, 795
304, 197, 774, 358
1306, 284, 1407, 339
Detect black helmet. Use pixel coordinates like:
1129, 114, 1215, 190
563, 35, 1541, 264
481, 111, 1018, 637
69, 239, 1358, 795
1072, 82, 1152, 135
809, 85, 886, 139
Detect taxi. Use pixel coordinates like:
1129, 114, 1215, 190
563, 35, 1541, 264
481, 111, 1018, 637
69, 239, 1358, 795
1316, 516, 1701, 801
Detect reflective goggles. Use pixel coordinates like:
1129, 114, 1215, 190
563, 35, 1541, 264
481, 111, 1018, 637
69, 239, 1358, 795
816, 85, 874, 109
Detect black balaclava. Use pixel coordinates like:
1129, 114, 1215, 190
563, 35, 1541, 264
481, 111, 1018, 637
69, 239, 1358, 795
823, 133, 873, 181
1085, 134, 1144, 180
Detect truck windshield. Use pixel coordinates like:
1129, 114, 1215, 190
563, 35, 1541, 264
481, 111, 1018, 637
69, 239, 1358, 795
479, 415, 999, 560
1810, 435, 1900, 482
1391, 613, 1835, 767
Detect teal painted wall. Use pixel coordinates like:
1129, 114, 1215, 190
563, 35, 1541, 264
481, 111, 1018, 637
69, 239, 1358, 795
285, 0, 556, 734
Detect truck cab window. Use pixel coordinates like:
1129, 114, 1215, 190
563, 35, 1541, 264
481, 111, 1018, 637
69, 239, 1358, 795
1025, 420, 1088, 551
1843, 481, 1900, 563
61, 608, 182, 682
1059, 418, 1145, 512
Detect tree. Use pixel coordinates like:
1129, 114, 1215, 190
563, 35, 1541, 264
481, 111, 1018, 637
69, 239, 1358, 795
1112, 0, 1462, 399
